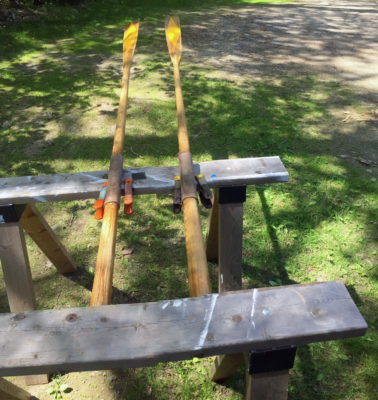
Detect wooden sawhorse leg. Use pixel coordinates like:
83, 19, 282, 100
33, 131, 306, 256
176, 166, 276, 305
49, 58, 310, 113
20, 204, 76, 274
206, 187, 294, 399
0, 377, 35, 400
0, 204, 76, 385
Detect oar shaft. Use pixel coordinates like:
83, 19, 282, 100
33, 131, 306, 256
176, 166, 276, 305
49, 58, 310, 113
91, 21, 138, 306
173, 63, 190, 153
172, 64, 210, 297
90, 203, 119, 306
113, 66, 132, 155
183, 197, 211, 296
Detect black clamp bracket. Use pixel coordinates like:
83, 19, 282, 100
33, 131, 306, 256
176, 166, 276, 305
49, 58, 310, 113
218, 185, 247, 204
0, 204, 26, 224
195, 173, 213, 209
173, 176, 182, 214
248, 346, 297, 375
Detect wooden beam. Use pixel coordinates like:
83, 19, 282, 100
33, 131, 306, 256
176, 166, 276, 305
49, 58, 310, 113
0, 157, 288, 205
0, 223, 36, 312
218, 201, 243, 292
246, 370, 290, 400
210, 187, 245, 381
20, 205, 76, 274
0, 222, 49, 385
211, 353, 245, 381
206, 188, 219, 261
0, 378, 35, 400
0, 281, 366, 377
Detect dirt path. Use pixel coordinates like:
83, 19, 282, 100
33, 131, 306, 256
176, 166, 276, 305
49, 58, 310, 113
184, 0, 378, 93
181, 0, 377, 173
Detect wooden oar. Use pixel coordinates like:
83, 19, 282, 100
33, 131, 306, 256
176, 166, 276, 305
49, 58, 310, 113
90, 20, 139, 306
165, 16, 211, 297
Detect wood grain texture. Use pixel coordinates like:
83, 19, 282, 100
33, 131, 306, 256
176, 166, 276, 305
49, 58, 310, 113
0, 281, 367, 377
210, 198, 244, 382
246, 370, 290, 400
0, 222, 49, 385
210, 353, 245, 381
206, 188, 219, 261
0, 223, 36, 312
20, 204, 76, 274
218, 203, 243, 292
183, 197, 210, 296
90, 202, 119, 306
24, 374, 49, 386
0, 378, 34, 400
0, 156, 288, 205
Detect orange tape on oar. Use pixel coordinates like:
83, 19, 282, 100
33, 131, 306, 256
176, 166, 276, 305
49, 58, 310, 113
93, 182, 108, 220
124, 177, 133, 215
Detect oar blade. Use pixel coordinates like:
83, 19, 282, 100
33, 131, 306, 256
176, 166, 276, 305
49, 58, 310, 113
165, 16, 181, 63
123, 19, 140, 65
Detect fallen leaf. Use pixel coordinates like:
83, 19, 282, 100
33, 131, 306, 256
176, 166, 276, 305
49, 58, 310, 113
122, 247, 134, 256
358, 157, 371, 166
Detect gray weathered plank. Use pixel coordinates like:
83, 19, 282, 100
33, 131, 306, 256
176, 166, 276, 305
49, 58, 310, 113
218, 202, 244, 292
0, 157, 288, 205
0, 281, 366, 377
246, 370, 290, 400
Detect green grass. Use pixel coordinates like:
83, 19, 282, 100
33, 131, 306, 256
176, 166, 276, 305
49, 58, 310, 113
0, 1, 377, 399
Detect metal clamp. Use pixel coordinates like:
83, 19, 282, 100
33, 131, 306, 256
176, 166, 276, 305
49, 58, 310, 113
173, 176, 182, 214
195, 173, 213, 209
124, 177, 133, 215
0, 204, 26, 224
93, 182, 108, 220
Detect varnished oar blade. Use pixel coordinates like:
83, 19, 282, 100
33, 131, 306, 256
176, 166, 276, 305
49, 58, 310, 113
123, 20, 139, 65
165, 16, 181, 62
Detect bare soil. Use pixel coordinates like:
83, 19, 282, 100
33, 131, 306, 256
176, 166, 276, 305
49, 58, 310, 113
182, 0, 378, 172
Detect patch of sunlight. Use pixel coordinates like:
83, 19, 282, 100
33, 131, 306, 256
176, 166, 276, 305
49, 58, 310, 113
18, 51, 45, 63
28, 90, 49, 97
0, 61, 12, 69
313, 159, 347, 176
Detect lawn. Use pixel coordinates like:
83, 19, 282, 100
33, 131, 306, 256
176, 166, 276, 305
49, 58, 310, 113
0, 0, 377, 399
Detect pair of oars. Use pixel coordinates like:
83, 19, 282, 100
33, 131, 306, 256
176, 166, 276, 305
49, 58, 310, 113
91, 17, 210, 306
